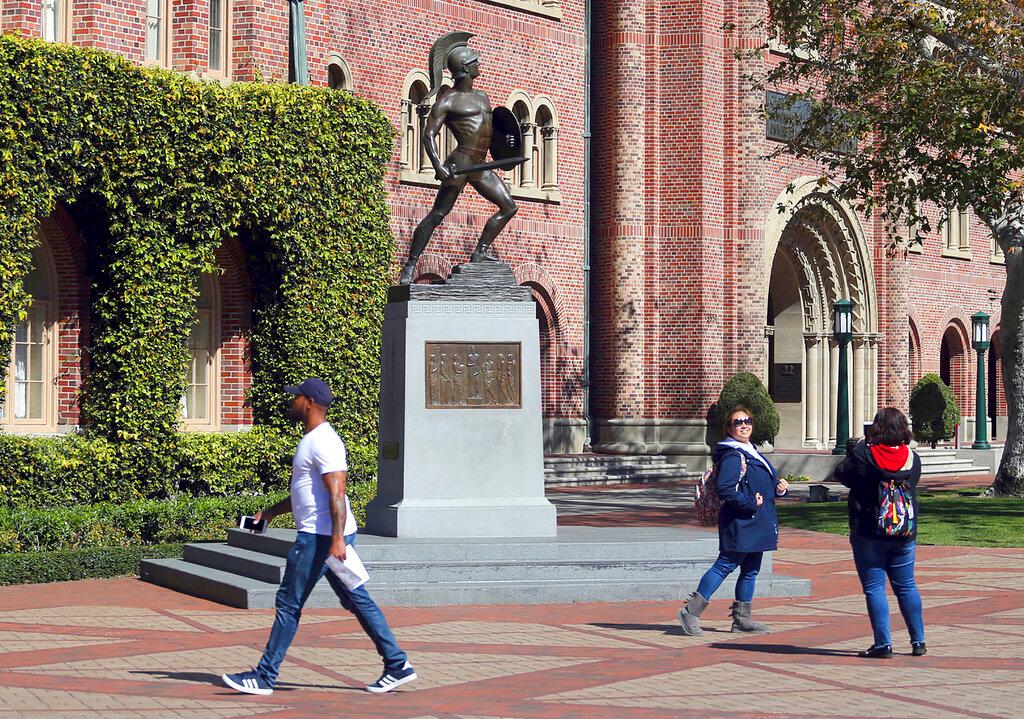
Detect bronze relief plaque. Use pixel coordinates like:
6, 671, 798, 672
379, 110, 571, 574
425, 341, 522, 409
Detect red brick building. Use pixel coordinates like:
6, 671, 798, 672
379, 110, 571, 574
1, 0, 1006, 461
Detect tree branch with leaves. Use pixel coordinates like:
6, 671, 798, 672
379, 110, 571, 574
746, 0, 1024, 495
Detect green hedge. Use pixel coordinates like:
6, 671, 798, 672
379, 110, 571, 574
0, 35, 394, 451
0, 482, 378, 553
0, 427, 378, 510
0, 544, 185, 586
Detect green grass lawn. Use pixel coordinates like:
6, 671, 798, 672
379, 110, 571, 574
776, 490, 1024, 547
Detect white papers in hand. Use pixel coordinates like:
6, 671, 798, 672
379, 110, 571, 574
325, 545, 370, 590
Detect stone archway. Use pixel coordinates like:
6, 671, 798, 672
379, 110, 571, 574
765, 182, 879, 449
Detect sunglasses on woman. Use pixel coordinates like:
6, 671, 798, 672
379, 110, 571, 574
732, 417, 754, 427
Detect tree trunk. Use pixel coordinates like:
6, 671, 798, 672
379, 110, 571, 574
983, 204, 1024, 496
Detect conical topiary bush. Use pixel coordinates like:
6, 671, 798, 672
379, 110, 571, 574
716, 372, 780, 446
909, 373, 960, 448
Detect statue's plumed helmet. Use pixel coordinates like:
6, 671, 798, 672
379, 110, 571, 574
447, 46, 479, 79
426, 31, 476, 99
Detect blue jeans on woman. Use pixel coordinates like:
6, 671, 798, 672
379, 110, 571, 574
255, 531, 407, 687
850, 533, 925, 648
696, 551, 763, 602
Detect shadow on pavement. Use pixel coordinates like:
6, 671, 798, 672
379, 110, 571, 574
588, 622, 733, 635
712, 643, 859, 657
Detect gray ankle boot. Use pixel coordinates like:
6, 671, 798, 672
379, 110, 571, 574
678, 591, 709, 636
730, 601, 769, 633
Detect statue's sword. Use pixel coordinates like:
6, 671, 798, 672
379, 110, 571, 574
450, 156, 527, 176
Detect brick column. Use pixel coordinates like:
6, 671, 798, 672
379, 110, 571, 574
590, 0, 651, 452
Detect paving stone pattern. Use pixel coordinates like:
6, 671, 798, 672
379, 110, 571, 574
0, 501, 1021, 718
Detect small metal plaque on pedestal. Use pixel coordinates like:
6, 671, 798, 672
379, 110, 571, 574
425, 341, 521, 409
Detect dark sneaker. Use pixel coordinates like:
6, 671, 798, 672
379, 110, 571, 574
366, 662, 417, 694
222, 670, 273, 695
912, 642, 928, 656
858, 644, 893, 659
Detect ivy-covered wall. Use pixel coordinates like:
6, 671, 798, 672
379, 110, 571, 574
0, 36, 394, 453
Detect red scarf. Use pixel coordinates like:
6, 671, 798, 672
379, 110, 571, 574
870, 444, 909, 472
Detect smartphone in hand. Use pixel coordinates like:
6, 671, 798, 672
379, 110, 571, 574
238, 515, 267, 534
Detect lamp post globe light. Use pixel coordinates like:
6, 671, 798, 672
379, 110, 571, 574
832, 299, 854, 455
972, 311, 991, 450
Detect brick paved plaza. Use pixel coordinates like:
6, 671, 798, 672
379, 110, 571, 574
1, 489, 1022, 719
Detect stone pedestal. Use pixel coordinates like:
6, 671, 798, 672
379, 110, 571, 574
364, 262, 557, 538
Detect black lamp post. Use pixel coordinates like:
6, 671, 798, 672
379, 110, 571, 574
833, 299, 854, 455
972, 311, 991, 450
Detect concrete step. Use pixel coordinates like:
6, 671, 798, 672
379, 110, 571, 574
183, 543, 287, 584
921, 465, 990, 476
141, 557, 811, 609
545, 467, 701, 486
141, 526, 810, 608
544, 454, 699, 487
226, 528, 722, 563
545, 454, 670, 468
184, 541, 722, 584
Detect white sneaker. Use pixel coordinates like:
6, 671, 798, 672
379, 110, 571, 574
365, 661, 417, 693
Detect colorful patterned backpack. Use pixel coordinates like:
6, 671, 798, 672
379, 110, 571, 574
878, 478, 916, 537
694, 452, 747, 526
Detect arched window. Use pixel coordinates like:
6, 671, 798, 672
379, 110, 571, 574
182, 275, 219, 428
942, 206, 971, 258
510, 100, 534, 190
2, 245, 57, 430
327, 54, 353, 91
908, 318, 921, 384
401, 77, 429, 175
504, 94, 560, 201
145, 0, 171, 67
535, 103, 558, 192
940, 324, 969, 416
208, 0, 230, 76
41, 0, 71, 42
401, 72, 454, 182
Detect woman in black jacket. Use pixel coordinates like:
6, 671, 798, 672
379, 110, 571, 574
836, 407, 926, 659
679, 406, 789, 636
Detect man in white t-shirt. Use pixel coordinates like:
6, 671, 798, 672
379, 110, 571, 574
221, 378, 416, 696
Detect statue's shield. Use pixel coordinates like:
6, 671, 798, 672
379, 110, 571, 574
490, 106, 525, 162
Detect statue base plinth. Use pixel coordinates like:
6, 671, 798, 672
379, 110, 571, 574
365, 261, 557, 539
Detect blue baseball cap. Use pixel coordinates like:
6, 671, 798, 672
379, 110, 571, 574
284, 378, 334, 407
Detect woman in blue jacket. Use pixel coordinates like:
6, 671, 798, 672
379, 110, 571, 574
679, 406, 789, 635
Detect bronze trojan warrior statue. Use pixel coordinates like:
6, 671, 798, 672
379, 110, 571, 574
399, 32, 527, 285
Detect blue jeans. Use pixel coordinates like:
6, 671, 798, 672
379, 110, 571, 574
696, 551, 763, 602
850, 534, 925, 647
255, 531, 407, 686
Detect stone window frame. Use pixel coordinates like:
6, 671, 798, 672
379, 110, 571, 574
941, 206, 972, 260
476, 0, 561, 21
991, 234, 1006, 265
144, 0, 173, 68
206, 0, 232, 78
326, 53, 354, 91
399, 70, 457, 186
40, 0, 73, 43
504, 91, 561, 204
181, 273, 221, 430
1, 239, 59, 433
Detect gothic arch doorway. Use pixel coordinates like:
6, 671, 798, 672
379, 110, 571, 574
765, 185, 879, 449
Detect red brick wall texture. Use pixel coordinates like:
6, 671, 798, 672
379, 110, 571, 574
2, 0, 1007, 445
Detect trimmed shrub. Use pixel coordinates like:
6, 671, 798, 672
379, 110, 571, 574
717, 372, 781, 445
0, 483, 378, 554
910, 373, 960, 448
0, 428, 297, 509
0, 544, 185, 586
